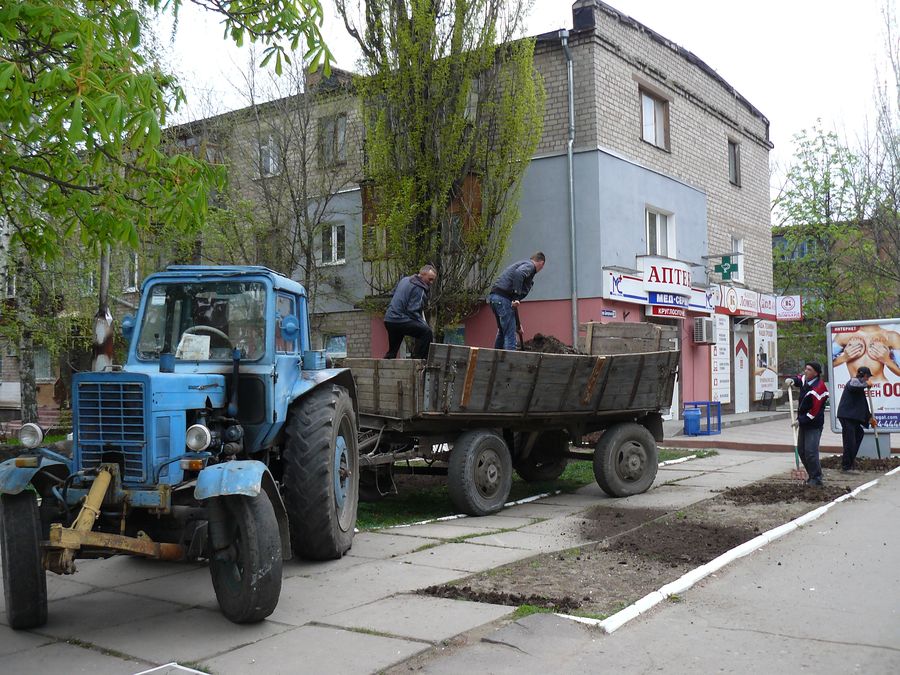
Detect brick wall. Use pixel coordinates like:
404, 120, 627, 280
310, 310, 372, 358
533, 2, 773, 292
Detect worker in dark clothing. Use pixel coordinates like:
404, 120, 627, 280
836, 365, 876, 473
785, 361, 829, 486
383, 264, 437, 359
488, 252, 545, 350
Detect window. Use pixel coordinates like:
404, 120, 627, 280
728, 139, 741, 186
324, 334, 347, 358
321, 223, 346, 265
4, 266, 14, 298
34, 347, 53, 381
275, 294, 298, 353
258, 135, 280, 177
640, 89, 669, 150
646, 209, 672, 257
731, 236, 745, 282
123, 252, 138, 292
320, 114, 347, 166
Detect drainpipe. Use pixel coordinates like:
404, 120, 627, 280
561, 30, 579, 347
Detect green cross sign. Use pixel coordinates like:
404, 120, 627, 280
714, 256, 738, 280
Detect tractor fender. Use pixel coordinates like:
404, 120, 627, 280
0, 456, 70, 496
291, 368, 358, 415
195, 461, 291, 559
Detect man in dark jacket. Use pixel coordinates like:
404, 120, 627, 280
785, 361, 829, 486
384, 265, 436, 359
488, 252, 545, 350
836, 365, 876, 472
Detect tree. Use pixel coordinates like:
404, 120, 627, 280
0, 0, 332, 261
335, 0, 544, 335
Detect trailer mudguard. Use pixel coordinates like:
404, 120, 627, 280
195, 461, 291, 559
0, 456, 70, 495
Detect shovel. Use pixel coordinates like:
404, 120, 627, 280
514, 305, 525, 350
866, 388, 882, 460
786, 380, 807, 481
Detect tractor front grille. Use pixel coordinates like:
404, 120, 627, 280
75, 381, 147, 483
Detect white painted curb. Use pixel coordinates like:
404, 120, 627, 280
556, 468, 891, 633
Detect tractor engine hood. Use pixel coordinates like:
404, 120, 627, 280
73, 371, 228, 412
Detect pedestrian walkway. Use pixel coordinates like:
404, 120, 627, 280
0, 450, 797, 674
404, 469, 900, 675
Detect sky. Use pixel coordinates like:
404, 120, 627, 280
162, 0, 892, 192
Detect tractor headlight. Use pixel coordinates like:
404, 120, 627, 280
19, 423, 44, 449
185, 424, 212, 452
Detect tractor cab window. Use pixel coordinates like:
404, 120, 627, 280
137, 281, 267, 361
275, 294, 298, 353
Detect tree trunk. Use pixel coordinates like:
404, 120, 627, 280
16, 257, 38, 424
92, 244, 114, 372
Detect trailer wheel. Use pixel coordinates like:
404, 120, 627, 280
448, 430, 512, 516
593, 423, 658, 497
208, 493, 282, 623
513, 431, 569, 482
283, 384, 359, 560
1, 492, 48, 629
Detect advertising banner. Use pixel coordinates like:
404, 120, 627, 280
827, 318, 900, 432
777, 295, 803, 321
711, 314, 731, 403
754, 320, 778, 399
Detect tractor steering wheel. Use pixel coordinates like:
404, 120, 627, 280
183, 325, 235, 350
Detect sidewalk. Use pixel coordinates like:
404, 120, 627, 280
404, 470, 900, 675
0, 450, 796, 674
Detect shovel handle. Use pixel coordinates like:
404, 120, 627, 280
787, 381, 800, 469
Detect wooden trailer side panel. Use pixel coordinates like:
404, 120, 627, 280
344, 358, 423, 418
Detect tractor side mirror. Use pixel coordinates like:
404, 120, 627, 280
280, 314, 299, 341
121, 315, 136, 342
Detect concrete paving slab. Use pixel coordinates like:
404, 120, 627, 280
115, 566, 217, 610
385, 522, 497, 539
268, 560, 461, 626
612, 484, 716, 510
0, 574, 95, 616
0, 641, 148, 674
41, 590, 182, 638
495, 502, 587, 519
465, 530, 585, 552
532, 493, 604, 509
0, 623, 54, 656
323, 594, 512, 642
396, 542, 533, 573
83, 607, 289, 664
660, 471, 757, 488
517, 515, 593, 537
68, 556, 196, 589
202, 624, 427, 675
346, 532, 441, 560
281, 552, 368, 579
440, 514, 537, 530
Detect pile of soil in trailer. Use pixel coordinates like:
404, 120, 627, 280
521, 333, 583, 354
820, 455, 900, 471
417, 471, 874, 619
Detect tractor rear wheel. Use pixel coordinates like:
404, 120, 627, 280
283, 385, 359, 560
1, 491, 48, 629
208, 492, 282, 623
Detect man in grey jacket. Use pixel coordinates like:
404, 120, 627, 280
384, 264, 437, 359
489, 252, 545, 350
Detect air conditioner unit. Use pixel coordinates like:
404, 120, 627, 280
693, 317, 716, 344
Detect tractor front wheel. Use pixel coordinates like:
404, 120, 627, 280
208, 492, 282, 624
1, 491, 48, 629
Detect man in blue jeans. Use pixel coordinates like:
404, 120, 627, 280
488, 252, 545, 350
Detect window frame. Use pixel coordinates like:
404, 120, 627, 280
34, 347, 53, 382
321, 222, 346, 266
645, 208, 674, 257
258, 134, 280, 178
323, 334, 348, 359
319, 113, 348, 167
731, 236, 745, 283
728, 138, 741, 186
640, 88, 670, 151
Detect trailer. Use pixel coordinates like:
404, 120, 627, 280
346, 343, 679, 516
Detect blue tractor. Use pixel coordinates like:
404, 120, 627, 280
0, 266, 359, 628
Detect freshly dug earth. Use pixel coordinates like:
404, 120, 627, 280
418, 470, 878, 619
820, 455, 900, 472
521, 333, 583, 354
